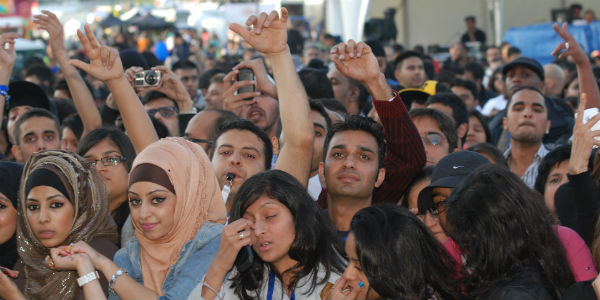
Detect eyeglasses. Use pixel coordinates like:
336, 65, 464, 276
422, 133, 445, 147
87, 156, 126, 168
427, 200, 448, 216
147, 106, 178, 118
185, 137, 214, 146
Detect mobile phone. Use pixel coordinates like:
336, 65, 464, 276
234, 245, 254, 272
236, 68, 255, 100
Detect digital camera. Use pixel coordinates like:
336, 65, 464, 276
135, 70, 162, 87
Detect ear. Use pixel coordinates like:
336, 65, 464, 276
11, 145, 22, 164
318, 162, 326, 188
393, 69, 401, 83
271, 136, 280, 155
545, 120, 552, 134
374, 167, 386, 188
502, 116, 508, 131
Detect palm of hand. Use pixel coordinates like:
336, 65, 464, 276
87, 48, 123, 81
248, 27, 287, 54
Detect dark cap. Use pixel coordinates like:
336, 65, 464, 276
502, 57, 544, 81
417, 151, 490, 214
6, 81, 50, 113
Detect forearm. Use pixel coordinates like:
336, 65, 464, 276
76, 260, 107, 300
97, 256, 159, 300
270, 47, 313, 187
363, 73, 393, 101
576, 61, 600, 109
201, 263, 229, 300
56, 54, 102, 135
106, 76, 158, 153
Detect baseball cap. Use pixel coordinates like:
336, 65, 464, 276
6, 81, 50, 114
502, 57, 545, 81
417, 151, 490, 214
399, 80, 449, 108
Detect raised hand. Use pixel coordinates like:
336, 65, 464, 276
70, 24, 124, 83
212, 218, 254, 273
222, 70, 259, 117
0, 32, 18, 70
233, 59, 277, 98
229, 8, 289, 56
551, 22, 587, 65
330, 40, 380, 85
146, 66, 194, 113
569, 93, 600, 174
33, 10, 67, 58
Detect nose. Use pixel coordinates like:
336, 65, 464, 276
37, 139, 47, 152
253, 220, 266, 236
343, 156, 355, 169
423, 212, 438, 229
342, 264, 358, 282
137, 203, 152, 220
38, 206, 50, 224
229, 151, 242, 166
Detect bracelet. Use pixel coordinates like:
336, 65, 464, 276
202, 279, 223, 300
77, 270, 100, 287
108, 269, 127, 294
0, 85, 8, 98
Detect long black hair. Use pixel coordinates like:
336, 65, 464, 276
228, 170, 345, 300
446, 164, 574, 299
350, 204, 462, 299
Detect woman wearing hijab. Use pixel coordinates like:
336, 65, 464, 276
54, 137, 227, 300
0, 150, 118, 300
0, 161, 24, 269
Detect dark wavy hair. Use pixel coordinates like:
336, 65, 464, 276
350, 204, 462, 299
228, 170, 345, 300
534, 144, 571, 195
446, 164, 574, 299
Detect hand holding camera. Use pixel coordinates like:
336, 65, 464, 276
130, 66, 194, 113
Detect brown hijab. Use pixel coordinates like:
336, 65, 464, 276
129, 137, 226, 295
17, 150, 117, 300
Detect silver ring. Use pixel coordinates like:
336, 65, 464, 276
565, 42, 570, 49
239, 232, 244, 240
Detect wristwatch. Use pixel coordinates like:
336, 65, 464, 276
77, 270, 100, 287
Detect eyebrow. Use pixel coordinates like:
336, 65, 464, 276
313, 123, 326, 130
26, 194, 64, 202
128, 189, 169, 196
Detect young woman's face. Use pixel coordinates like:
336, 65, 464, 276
465, 116, 488, 148
544, 160, 570, 214
129, 181, 176, 240
342, 233, 379, 300
0, 192, 17, 244
242, 194, 296, 272
83, 138, 129, 206
26, 186, 74, 248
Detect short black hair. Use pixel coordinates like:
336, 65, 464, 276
507, 86, 549, 112
13, 108, 60, 146
53, 79, 71, 99
194, 109, 240, 154
199, 68, 227, 90
463, 62, 485, 81
61, 113, 83, 140
365, 39, 385, 58
322, 115, 386, 168
76, 127, 136, 172
298, 67, 334, 99
25, 64, 53, 84
212, 119, 273, 170
394, 50, 422, 70
409, 108, 458, 153
287, 29, 304, 55
466, 142, 508, 168
450, 78, 479, 102
309, 100, 332, 132
142, 91, 177, 108
465, 16, 475, 22
172, 59, 198, 72
426, 92, 469, 127
534, 144, 571, 195
316, 98, 349, 118
507, 46, 521, 57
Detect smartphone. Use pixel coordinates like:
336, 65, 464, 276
234, 245, 254, 272
236, 68, 255, 100
582, 107, 600, 141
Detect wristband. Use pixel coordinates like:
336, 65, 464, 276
109, 269, 127, 294
77, 270, 100, 287
0, 84, 8, 98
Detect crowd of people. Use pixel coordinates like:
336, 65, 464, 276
0, 5, 599, 300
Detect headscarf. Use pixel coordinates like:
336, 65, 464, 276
129, 137, 226, 295
17, 150, 117, 300
0, 161, 23, 269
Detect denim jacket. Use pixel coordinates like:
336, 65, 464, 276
108, 222, 223, 300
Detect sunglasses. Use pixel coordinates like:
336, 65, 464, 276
147, 106, 178, 118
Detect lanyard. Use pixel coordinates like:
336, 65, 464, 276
267, 272, 295, 300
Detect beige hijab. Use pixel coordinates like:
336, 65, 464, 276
17, 150, 117, 300
130, 137, 226, 295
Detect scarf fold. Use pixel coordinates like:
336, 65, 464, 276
17, 150, 117, 300
130, 137, 226, 295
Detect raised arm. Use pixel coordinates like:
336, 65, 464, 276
330, 41, 426, 203
230, 8, 313, 187
0, 32, 18, 132
70, 25, 158, 153
34, 11, 101, 137
552, 22, 600, 109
